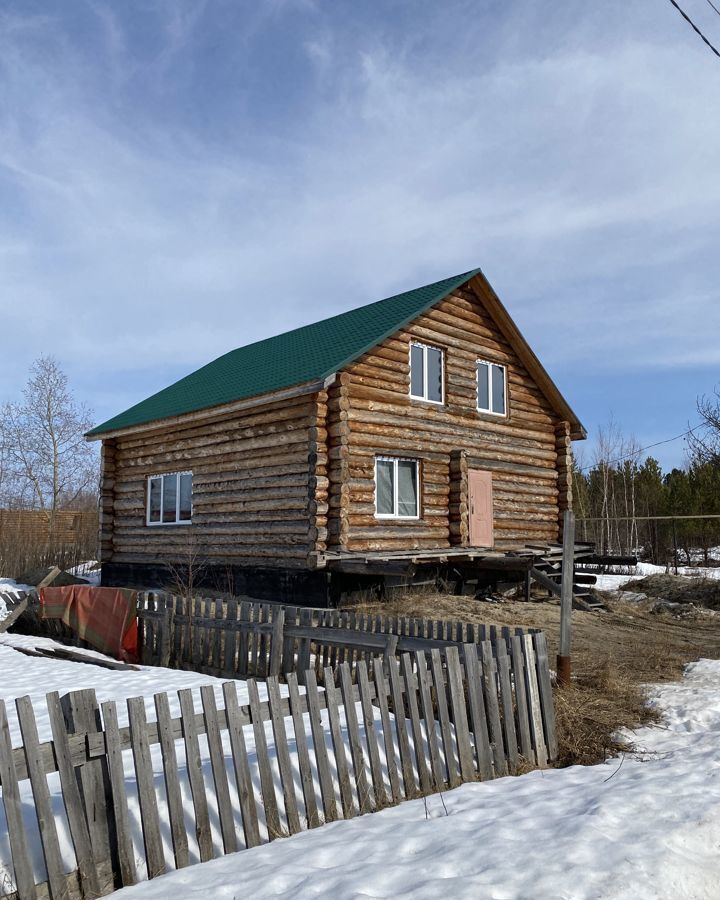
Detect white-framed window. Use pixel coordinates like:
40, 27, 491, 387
410, 342, 444, 404
477, 360, 507, 416
147, 471, 193, 525
375, 457, 420, 519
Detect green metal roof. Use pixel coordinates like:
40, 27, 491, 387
88, 268, 482, 437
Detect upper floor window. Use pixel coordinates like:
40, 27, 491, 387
477, 361, 507, 416
147, 471, 192, 525
410, 342, 444, 404
375, 457, 420, 519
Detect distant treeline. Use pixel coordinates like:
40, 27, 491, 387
573, 455, 720, 565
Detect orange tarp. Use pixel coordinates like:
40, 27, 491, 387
40, 585, 139, 663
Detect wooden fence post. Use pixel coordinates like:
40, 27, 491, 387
60, 688, 118, 894
557, 509, 575, 687
269, 606, 285, 677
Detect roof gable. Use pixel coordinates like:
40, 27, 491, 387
87, 269, 481, 437
88, 267, 585, 440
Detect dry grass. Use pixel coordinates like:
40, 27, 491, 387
345, 586, 720, 769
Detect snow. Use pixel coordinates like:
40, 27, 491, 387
594, 561, 720, 592
2, 623, 720, 900
111, 659, 720, 900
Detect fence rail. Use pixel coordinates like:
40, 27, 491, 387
0, 635, 556, 900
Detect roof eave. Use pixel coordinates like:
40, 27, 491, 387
85, 378, 327, 442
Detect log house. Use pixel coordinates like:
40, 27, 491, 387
87, 269, 585, 603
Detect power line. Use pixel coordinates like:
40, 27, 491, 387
703, 0, 720, 20
666, 0, 720, 58
576, 424, 704, 473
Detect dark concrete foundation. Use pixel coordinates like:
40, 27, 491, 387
101, 562, 335, 607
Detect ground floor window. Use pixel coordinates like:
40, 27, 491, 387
375, 457, 420, 518
147, 471, 192, 525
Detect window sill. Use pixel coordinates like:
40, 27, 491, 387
146, 520, 193, 527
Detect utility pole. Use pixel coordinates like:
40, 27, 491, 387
557, 509, 575, 687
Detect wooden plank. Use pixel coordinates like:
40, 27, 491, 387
495, 640, 519, 771
152, 692, 190, 870
323, 667, 355, 818
523, 635, 548, 768
15, 695, 69, 900
177, 689, 214, 861
266, 678, 302, 835
246, 679, 282, 840
444, 647, 474, 782
355, 661, 387, 808
480, 641, 507, 776
304, 670, 338, 823
212, 598, 223, 673
223, 598, 238, 675
0, 595, 28, 633
400, 653, 431, 795
222, 682, 261, 849
45, 692, 102, 899
533, 632, 558, 761
338, 663, 371, 814
0, 698, 37, 900
462, 646, 493, 780
429, 648, 460, 788
58, 690, 115, 888
285, 672, 320, 828
386, 655, 415, 799
237, 602, 250, 677
510, 635, 535, 765
200, 686, 238, 854
99, 700, 137, 887
414, 652, 445, 789
371, 657, 402, 804
127, 697, 165, 879
268, 607, 285, 678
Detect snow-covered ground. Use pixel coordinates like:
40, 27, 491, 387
594, 560, 720, 591
2, 622, 720, 899
113, 658, 720, 900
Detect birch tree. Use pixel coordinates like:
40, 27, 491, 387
1, 356, 98, 520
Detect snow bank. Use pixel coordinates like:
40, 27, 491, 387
111, 660, 720, 900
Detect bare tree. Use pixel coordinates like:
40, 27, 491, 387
1, 356, 98, 522
688, 388, 720, 464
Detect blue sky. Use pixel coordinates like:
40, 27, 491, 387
2, 0, 719, 470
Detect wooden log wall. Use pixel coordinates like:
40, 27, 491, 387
105, 395, 317, 569
337, 283, 569, 552
555, 421, 573, 533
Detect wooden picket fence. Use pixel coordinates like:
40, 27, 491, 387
0, 640, 557, 900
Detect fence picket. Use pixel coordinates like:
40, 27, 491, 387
246, 679, 282, 840
266, 678, 301, 835
429, 648, 460, 789
401, 653, 432, 795
200, 686, 238, 855
127, 697, 166, 879
15, 695, 73, 900
45, 692, 101, 899
462, 646, 493, 780
510, 635, 534, 764
285, 672, 320, 829
414, 652, 445, 790
304, 669, 338, 823
338, 663, 371, 814
323, 667, 354, 818
152, 692, 190, 870
222, 682, 261, 849
371, 656, 402, 804
495, 641, 519, 771
479, 641, 507, 776
177, 689, 214, 861
355, 661, 387, 807
444, 647, 475, 782
0, 699, 38, 900
387, 655, 416, 799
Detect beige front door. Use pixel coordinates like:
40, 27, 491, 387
468, 469, 494, 547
